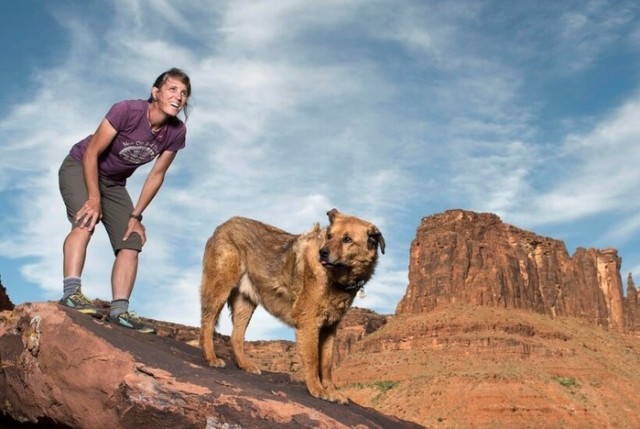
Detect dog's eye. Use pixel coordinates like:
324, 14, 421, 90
327, 233, 333, 240
342, 236, 352, 244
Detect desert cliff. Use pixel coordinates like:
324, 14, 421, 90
396, 210, 630, 333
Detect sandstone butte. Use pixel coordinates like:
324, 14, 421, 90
1, 209, 640, 428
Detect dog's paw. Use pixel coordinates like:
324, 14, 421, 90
320, 383, 349, 405
325, 390, 349, 405
238, 362, 262, 375
206, 358, 226, 368
310, 387, 350, 405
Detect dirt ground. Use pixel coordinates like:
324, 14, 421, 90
334, 304, 640, 429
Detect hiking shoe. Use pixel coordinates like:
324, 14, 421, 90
109, 311, 156, 334
59, 289, 102, 317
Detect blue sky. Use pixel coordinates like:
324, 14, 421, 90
1, 0, 639, 340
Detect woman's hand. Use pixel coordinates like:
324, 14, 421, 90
76, 118, 117, 232
123, 218, 147, 246
74, 198, 102, 231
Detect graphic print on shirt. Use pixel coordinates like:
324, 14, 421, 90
119, 140, 158, 165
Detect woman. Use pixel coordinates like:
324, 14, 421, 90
58, 68, 192, 333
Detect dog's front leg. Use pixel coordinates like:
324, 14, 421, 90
296, 324, 325, 400
319, 325, 348, 404
296, 323, 347, 404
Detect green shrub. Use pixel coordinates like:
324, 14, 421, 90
553, 376, 578, 388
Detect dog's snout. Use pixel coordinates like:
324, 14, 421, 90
319, 247, 329, 260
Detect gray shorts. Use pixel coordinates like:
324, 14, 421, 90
58, 154, 142, 253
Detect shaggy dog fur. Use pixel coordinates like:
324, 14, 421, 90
200, 209, 385, 404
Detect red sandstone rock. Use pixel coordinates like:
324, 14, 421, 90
334, 307, 388, 365
625, 272, 640, 333
397, 210, 627, 332
0, 277, 14, 312
334, 303, 640, 428
0, 302, 421, 429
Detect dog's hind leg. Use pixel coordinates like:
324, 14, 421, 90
200, 242, 242, 368
228, 277, 261, 374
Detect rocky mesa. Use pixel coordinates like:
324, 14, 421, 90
396, 209, 634, 332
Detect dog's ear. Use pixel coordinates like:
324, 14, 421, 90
368, 227, 386, 255
326, 208, 341, 224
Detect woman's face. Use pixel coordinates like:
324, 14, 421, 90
152, 76, 189, 117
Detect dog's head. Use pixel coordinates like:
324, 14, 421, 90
319, 208, 385, 288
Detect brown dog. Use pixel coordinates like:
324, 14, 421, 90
200, 208, 385, 404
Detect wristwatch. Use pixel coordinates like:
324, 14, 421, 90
129, 213, 143, 221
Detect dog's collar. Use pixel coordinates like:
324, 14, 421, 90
337, 279, 366, 292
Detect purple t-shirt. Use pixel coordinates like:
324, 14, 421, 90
70, 99, 186, 185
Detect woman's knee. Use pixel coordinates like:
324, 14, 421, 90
65, 226, 93, 245
116, 248, 140, 260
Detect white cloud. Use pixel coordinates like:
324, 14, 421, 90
557, 0, 634, 72
505, 95, 640, 226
